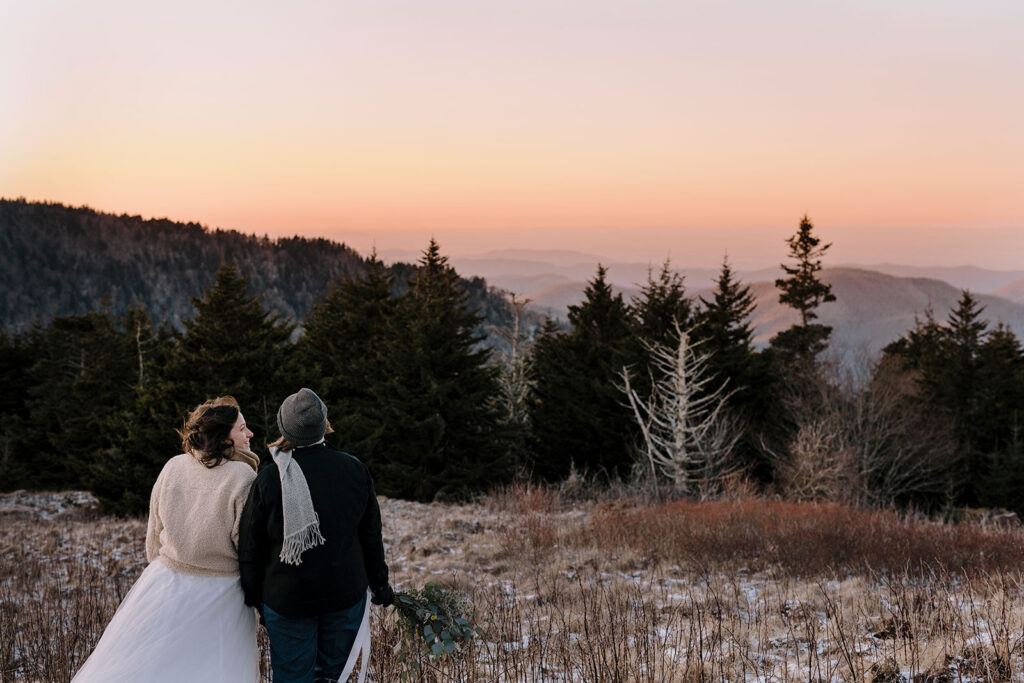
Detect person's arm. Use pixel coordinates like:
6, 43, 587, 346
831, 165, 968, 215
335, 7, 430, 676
238, 475, 269, 609
145, 463, 168, 563
358, 470, 393, 605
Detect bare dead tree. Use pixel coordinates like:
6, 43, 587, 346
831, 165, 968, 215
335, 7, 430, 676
620, 321, 743, 498
491, 294, 534, 432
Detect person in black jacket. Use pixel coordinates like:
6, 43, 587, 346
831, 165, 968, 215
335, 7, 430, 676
239, 388, 393, 683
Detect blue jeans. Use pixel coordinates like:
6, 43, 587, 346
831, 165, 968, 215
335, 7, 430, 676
262, 596, 367, 683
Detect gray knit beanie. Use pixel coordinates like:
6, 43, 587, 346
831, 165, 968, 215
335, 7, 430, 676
277, 388, 328, 448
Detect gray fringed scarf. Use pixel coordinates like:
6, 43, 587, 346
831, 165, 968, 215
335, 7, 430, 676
270, 445, 326, 565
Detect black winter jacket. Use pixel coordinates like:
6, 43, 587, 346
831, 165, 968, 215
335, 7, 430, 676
238, 444, 389, 618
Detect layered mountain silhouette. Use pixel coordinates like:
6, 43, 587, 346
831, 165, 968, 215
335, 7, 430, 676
4, 198, 1021, 363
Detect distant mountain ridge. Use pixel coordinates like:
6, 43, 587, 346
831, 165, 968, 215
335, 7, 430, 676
0, 199, 517, 339
439, 248, 1024, 301
517, 267, 1024, 361
742, 268, 1024, 358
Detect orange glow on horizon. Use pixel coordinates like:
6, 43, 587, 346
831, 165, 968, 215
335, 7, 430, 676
2, 1, 1021, 266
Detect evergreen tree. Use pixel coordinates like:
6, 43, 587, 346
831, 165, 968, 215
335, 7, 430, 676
880, 307, 945, 373
297, 252, 397, 458
879, 292, 1024, 506
693, 257, 778, 478
20, 311, 132, 488
632, 259, 692, 349
371, 240, 507, 501
770, 215, 836, 362
980, 417, 1024, 514
12, 306, 162, 498
109, 262, 295, 514
976, 324, 1024, 456
163, 261, 294, 437
694, 257, 759, 402
528, 266, 641, 480
0, 330, 32, 487
931, 291, 987, 486
88, 309, 176, 514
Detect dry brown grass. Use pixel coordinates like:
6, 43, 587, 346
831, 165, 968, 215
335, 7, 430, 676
5, 486, 1024, 681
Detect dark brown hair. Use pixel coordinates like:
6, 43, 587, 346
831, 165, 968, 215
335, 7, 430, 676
179, 396, 241, 468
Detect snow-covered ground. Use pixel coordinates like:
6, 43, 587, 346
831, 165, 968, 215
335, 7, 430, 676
3, 490, 1023, 681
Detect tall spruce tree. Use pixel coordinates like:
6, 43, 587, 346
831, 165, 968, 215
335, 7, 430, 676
934, 292, 988, 501
88, 308, 176, 514
297, 253, 396, 458
528, 265, 641, 480
976, 324, 1024, 457
693, 257, 777, 480
370, 240, 507, 501
632, 259, 692, 349
110, 262, 296, 514
18, 310, 140, 489
695, 257, 758, 399
161, 261, 295, 439
770, 215, 836, 362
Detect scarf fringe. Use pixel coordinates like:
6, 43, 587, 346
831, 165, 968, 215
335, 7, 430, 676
279, 512, 326, 566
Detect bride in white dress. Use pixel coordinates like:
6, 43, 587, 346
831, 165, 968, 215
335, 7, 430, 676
73, 396, 261, 682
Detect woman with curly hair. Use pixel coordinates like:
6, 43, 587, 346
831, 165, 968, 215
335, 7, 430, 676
73, 396, 261, 682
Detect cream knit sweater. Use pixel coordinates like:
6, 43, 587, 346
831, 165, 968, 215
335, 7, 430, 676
146, 452, 258, 577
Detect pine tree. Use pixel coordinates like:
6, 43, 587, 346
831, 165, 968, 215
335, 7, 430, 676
770, 215, 836, 362
694, 257, 758, 401
881, 307, 945, 373
371, 240, 508, 501
693, 257, 779, 474
878, 292, 1024, 506
10, 305, 167, 503
0, 330, 32, 488
19, 311, 137, 489
632, 259, 692, 349
980, 416, 1024, 514
528, 265, 641, 480
297, 252, 396, 458
86, 308, 176, 514
109, 262, 296, 514
932, 292, 987, 455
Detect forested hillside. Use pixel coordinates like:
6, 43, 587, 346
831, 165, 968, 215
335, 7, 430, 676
0, 198, 517, 337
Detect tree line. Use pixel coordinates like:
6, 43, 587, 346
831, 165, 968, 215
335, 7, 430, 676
0, 198, 518, 342
1, 216, 1022, 516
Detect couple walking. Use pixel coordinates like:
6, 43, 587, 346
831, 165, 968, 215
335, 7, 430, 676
73, 388, 393, 683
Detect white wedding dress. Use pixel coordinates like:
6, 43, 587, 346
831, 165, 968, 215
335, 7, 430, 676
72, 558, 258, 682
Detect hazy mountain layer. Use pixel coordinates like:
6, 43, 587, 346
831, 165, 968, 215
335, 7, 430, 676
519, 267, 1024, 362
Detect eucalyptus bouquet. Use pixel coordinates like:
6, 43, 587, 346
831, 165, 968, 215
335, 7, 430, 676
391, 582, 482, 678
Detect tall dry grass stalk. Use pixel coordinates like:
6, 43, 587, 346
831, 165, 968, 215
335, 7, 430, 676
4, 487, 1024, 681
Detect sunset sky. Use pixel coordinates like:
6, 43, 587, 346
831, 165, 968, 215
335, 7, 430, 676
3, 0, 1022, 268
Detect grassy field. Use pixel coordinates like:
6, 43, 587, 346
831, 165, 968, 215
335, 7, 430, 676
3, 486, 1024, 681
